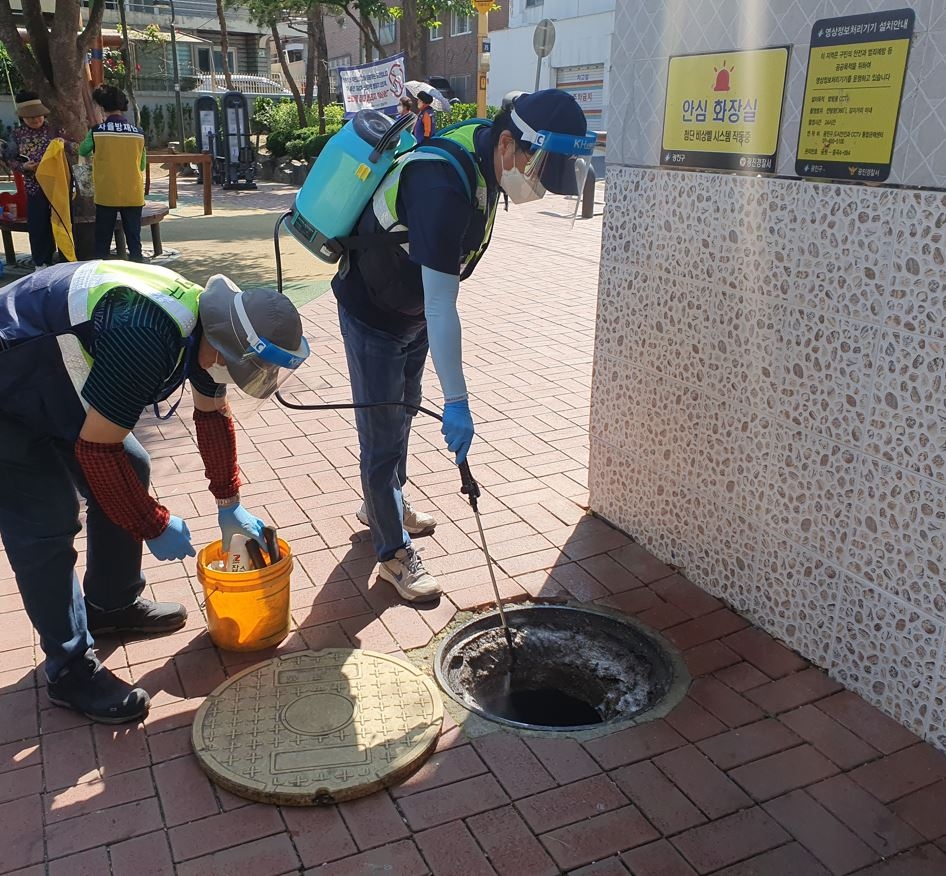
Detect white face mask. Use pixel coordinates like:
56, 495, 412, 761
206, 360, 235, 385
500, 141, 545, 205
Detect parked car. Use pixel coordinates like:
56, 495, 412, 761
195, 74, 292, 96
426, 76, 460, 104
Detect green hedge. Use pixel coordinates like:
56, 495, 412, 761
255, 98, 346, 155
284, 125, 344, 160
261, 101, 499, 159
434, 102, 499, 129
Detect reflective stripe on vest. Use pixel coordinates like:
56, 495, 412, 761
69, 260, 201, 335
61, 261, 201, 402
370, 125, 495, 271
57, 334, 92, 414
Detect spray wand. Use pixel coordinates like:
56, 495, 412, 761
458, 460, 517, 669
275, 392, 517, 669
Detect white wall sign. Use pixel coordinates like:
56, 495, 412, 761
338, 53, 406, 116
556, 63, 606, 129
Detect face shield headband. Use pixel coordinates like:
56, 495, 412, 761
232, 291, 310, 370
510, 108, 598, 221
216, 291, 311, 401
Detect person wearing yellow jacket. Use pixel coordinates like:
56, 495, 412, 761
35, 139, 76, 262
78, 85, 147, 262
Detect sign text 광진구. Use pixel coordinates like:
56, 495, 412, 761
795, 8, 914, 181
661, 46, 790, 172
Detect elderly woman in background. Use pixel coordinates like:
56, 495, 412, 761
4, 90, 68, 270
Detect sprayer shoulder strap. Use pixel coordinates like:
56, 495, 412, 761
338, 139, 478, 251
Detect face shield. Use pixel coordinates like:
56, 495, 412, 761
199, 276, 310, 404
510, 107, 597, 222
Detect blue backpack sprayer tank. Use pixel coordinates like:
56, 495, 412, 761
284, 109, 415, 263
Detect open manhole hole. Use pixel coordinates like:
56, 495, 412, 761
434, 605, 684, 732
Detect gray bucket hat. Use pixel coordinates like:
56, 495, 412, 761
199, 274, 309, 399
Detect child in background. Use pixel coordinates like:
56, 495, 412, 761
3, 91, 66, 269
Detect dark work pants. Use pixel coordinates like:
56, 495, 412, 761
0, 417, 150, 680
338, 305, 427, 561
94, 204, 143, 261
26, 189, 55, 266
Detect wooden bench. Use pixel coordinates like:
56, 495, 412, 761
145, 153, 213, 215
0, 202, 170, 266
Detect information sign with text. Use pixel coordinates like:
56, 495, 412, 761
661, 46, 790, 172
796, 9, 914, 181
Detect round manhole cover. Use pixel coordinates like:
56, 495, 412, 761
192, 649, 443, 805
435, 605, 685, 732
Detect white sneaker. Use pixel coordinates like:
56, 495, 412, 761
378, 547, 442, 602
355, 499, 437, 535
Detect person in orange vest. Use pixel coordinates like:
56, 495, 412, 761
412, 91, 436, 144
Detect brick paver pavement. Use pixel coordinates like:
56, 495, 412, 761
1, 185, 945, 874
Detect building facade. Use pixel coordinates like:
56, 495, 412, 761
593, 0, 946, 750
486, 0, 614, 130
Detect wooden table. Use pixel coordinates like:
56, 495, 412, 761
145, 152, 213, 215
0, 202, 170, 266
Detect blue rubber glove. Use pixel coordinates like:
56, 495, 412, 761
218, 503, 266, 549
146, 516, 196, 561
441, 399, 474, 465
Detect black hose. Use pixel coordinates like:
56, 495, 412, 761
274, 209, 293, 296
274, 392, 445, 423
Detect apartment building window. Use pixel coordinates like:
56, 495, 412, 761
195, 46, 235, 74
328, 55, 351, 97
429, 23, 443, 41
451, 11, 473, 35
373, 16, 396, 45
525, 0, 543, 6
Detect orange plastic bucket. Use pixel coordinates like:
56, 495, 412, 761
196, 538, 293, 651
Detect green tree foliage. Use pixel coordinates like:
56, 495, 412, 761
0, 43, 25, 95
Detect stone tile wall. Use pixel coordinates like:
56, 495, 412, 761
591, 166, 946, 750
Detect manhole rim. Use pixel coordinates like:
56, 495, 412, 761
433, 602, 688, 734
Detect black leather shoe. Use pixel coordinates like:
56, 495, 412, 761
48, 650, 150, 724
85, 597, 187, 636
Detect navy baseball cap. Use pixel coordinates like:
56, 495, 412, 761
507, 90, 594, 196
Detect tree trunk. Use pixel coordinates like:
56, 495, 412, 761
399, 0, 425, 81
309, 4, 329, 134
215, 0, 233, 91
116, 0, 140, 125
0, 0, 106, 142
304, 11, 316, 111
270, 21, 307, 128
350, 10, 384, 63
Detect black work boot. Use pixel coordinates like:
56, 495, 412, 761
48, 650, 150, 724
85, 597, 188, 636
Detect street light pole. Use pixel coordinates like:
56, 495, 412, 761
473, 0, 491, 117
156, 0, 186, 147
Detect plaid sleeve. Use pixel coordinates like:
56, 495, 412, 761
74, 439, 170, 539
194, 408, 241, 500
